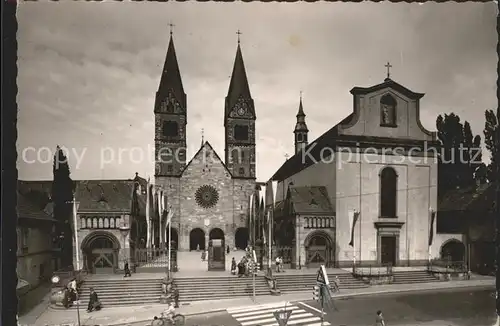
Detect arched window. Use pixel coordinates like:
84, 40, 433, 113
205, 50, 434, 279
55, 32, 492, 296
380, 94, 397, 126
162, 121, 179, 137
380, 167, 398, 218
233, 125, 249, 141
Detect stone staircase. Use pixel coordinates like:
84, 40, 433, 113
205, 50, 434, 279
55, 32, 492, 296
274, 272, 368, 294
61, 278, 163, 309
174, 275, 271, 302
391, 270, 441, 284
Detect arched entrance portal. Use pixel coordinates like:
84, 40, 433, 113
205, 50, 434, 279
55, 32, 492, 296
305, 231, 335, 268
235, 228, 249, 249
82, 232, 120, 274
190, 228, 205, 251
165, 227, 179, 250
209, 228, 224, 240
440, 239, 465, 263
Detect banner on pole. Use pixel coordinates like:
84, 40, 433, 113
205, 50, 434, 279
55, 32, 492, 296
316, 265, 330, 286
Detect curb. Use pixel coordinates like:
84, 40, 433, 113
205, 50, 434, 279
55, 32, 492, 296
99, 282, 493, 326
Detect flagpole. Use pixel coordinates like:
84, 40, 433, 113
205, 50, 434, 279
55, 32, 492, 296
168, 206, 172, 276
268, 211, 272, 272
146, 179, 151, 249
72, 197, 80, 271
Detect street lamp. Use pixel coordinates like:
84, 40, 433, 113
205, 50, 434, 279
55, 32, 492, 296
51, 275, 80, 326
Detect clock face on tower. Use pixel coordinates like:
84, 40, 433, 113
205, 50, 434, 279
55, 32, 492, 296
237, 107, 246, 116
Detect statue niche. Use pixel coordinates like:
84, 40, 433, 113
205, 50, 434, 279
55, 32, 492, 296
380, 94, 397, 126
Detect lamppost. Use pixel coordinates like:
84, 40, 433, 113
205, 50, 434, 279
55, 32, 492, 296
52, 275, 80, 326
119, 225, 130, 269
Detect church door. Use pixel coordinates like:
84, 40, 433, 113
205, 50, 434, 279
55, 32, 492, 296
380, 236, 397, 266
306, 233, 333, 268
190, 228, 206, 251
86, 236, 118, 274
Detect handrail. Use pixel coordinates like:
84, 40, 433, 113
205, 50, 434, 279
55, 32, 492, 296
352, 263, 393, 277
427, 259, 467, 273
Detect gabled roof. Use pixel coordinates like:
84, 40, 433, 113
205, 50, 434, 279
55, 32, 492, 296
350, 78, 425, 100
272, 124, 340, 181
17, 192, 56, 222
288, 186, 334, 215
438, 182, 496, 213
181, 141, 233, 177
272, 80, 430, 182
75, 180, 134, 213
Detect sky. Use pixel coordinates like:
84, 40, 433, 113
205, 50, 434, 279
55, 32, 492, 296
17, 2, 497, 182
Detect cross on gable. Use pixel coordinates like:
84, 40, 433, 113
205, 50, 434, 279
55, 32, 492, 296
385, 62, 392, 79
169, 22, 175, 35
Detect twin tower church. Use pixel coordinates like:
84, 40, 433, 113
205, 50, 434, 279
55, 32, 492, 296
19, 28, 461, 274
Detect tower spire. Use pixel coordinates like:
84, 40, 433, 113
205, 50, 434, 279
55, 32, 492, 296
156, 23, 185, 110
294, 93, 309, 154
225, 31, 253, 118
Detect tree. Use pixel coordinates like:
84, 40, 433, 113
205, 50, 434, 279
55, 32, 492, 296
52, 146, 75, 269
436, 113, 483, 195
484, 108, 500, 182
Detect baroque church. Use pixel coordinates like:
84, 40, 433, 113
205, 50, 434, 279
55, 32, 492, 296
269, 73, 460, 269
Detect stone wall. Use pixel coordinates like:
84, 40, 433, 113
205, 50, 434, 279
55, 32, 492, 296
159, 144, 256, 251
74, 214, 131, 271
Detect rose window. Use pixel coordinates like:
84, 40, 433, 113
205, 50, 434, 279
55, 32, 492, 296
195, 185, 219, 209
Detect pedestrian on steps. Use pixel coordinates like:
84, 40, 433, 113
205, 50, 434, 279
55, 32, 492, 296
124, 260, 131, 277
231, 257, 237, 275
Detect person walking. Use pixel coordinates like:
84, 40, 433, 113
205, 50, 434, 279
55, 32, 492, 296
231, 257, 237, 275
375, 310, 386, 326
124, 260, 132, 277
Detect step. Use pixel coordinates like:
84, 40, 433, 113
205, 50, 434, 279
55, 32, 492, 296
55, 299, 161, 309
83, 281, 162, 286
81, 284, 161, 289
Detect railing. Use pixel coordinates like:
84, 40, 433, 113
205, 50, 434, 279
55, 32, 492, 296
427, 259, 467, 274
352, 262, 393, 277
134, 248, 178, 270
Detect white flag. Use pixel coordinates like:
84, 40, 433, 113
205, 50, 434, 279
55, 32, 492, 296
146, 178, 151, 248
166, 204, 174, 225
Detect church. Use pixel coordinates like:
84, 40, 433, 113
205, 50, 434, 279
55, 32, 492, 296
152, 31, 257, 253
270, 72, 459, 269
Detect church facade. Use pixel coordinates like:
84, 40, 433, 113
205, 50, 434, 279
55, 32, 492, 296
272, 77, 457, 268
153, 34, 256, 252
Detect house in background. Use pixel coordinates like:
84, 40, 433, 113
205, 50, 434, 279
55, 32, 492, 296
437, 182, 496, 274
16, 182, 60, 315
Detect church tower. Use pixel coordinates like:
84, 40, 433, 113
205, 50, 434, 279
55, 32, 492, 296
154, 28, 187, 178
294, 95, 309, 154
224, 33, 256, 179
